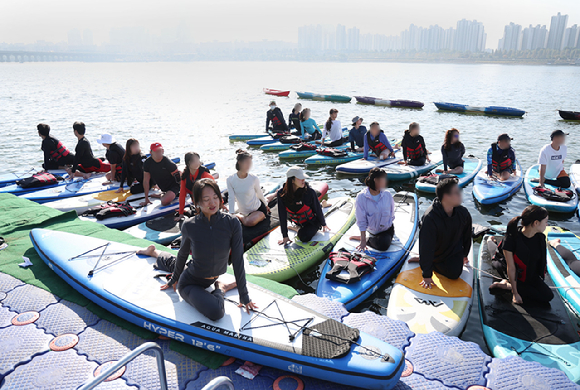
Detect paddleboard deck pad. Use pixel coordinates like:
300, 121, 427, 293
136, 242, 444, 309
477, 235, 580, 383
30, 229, 404, 389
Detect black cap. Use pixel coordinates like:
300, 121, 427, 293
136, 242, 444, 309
497, 133, 512, 142
551, 130, 569, 140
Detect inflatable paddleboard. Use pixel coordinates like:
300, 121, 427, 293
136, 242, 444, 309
472, 160, 523, 205
387, 241, 474, 337
229, 134, 266, 141
304, 140, 400, 166
260, 127, 346, 152
244, 197, 356, 282
545, 226, 580, 321
477, 234, 580, 383
415, 158, 482, 193
317, 192, 419, 310
0, 169, 67, 187
43, 189, 162, 214
247, 135, 279, 146
523, 164, 578, 213
279, 144, 348, 160
0, 172, 71, 195
30, 229, 404, 390
336, 153, 403, 175
380, 152, 443, 181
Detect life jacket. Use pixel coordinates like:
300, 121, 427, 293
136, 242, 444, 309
287, 203, 314, 226
184, 166, 210, 193
290, 142, 318, 151
366, 131, 389, 156
418, 173, 457, 185
16, 173, 61, 189
325, 249, 376, 284
279, 135, 302, 144
82, 201, 136, 220
48, 140, 71, 162
533, 186, 575, 203
405, 135, 425, 160
316, 147, 348, 158
491, 143, 513, 172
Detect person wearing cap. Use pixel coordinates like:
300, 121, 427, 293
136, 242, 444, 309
299, 108, 321, 140
66, 122, 111, 179
288, 103, 303, 136
364, 122, 395, 160
319, 108, 343, 147
266, 101, 288, 133
277, 166, 329, 245
349, 116, 367, 152
37, 123, 75, 170
97, 134, 125, 183
532, 130, 570, 188
141, 143, 180, 207
487, 134, 516, 181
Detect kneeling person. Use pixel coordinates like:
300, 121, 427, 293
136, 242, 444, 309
141, 143, 180, 207
487, 133, 516, 181
534, 130, 570, 188
364, 122, 394, 161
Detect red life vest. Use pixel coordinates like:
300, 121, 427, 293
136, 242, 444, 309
491, 144, 512, 172
405, 136, 425, 160
184, 166, 210, 193
367, 131, 389, 156
287, 203, 314, 225
49, 140, 71, 162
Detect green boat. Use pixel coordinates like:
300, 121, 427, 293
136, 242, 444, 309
297, 92, 351, 103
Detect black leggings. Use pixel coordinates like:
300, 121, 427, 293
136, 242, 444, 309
554, 244, 580, 277
367, 225, 395, 251
43, 154, 75, 170
155, 252, 225, 321
517, 277, 554, 304
433, 252, 464, 280
297, 220, 321, 242
544, 176, 571, 189
408, 156, 426, 166
326, 139, 344, 148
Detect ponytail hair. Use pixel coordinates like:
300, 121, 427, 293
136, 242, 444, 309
235, 149, 252, 171
181, 152, 201, 180
326, 108, 338, 131
364, 167, 387, 191
123, 138, 139, 166
507, 205, 548, 237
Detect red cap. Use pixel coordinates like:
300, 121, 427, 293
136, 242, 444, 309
150, 142, 163, 152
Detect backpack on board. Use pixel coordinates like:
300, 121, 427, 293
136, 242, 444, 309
279, 135, 302, 144
16, 172, 62, 189
316, 148, 348, 158
533, 186, 575, 203
290, 142, 318, 151
82, 201, 136, 220
325, 249, 377, 284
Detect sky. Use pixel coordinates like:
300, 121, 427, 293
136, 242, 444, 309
0, 0, 579, 49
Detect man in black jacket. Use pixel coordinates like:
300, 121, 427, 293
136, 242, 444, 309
266, 101, 288, 133
411, 177, 472, 289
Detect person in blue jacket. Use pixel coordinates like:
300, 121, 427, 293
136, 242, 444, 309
349, 116, 367, 152
363, 122, 395, 160
299, 108, 321, 140
487, 133, 516, 181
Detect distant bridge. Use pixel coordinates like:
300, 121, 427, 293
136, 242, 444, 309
0, 50, 120, 63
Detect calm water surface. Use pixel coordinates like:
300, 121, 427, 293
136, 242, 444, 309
2, 61, 580, 353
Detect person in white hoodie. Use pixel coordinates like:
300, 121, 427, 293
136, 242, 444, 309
318, 108, 343, 147
354, 168, 395, 251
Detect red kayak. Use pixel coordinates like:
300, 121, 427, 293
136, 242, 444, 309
263, 88, 290, 97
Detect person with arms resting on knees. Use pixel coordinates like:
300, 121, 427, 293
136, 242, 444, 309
300, 108, 321, 140
531, 130, 570, 188
278, 166, 329, 245
349, 116, 367, 152
409, 177, 472, 289
37, 123, 75, 170
399, 122, 429, 166
288, 103, 303, 136
487, 133, 516, 181
226, 150, 270, 227
318, 108, 343, 147
141, 143, 180, 207
364, 122, 395, 161
97, 133, 125, 183
66, 122, 111, 179
117, 139, 151, 194
548, 238, 580, 277
176, 152, 216, 220
266, 101, 288, 133
437, 128, 465, 174
137, 179, 257, 320
353, 168, 395, 251
489, 205, 553, 304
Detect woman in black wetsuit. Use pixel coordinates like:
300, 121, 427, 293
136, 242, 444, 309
438, 128, 465, 174
489, 205, 553, 305
277, 166, 329, 245
117, 138, 150, 194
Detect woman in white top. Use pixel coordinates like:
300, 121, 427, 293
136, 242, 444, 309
226, 149, 270, 227
318, 108, 343, 147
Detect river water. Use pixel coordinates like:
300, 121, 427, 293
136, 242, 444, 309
1, 61, 580, 353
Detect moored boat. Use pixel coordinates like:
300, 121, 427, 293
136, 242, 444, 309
434, 102, 525, 117
297, 92, 351, 103
354, 96, 424, 108
559, 110, 580, 120
263, 88, 290, 97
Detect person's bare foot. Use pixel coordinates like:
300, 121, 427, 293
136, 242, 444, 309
215, 280, 237, 293
137, 245, 156, 257
408, 256, 420, 263
321, 200, 331, 208
435, 169, 444, 173
288, 225, 299, 232
490, 279, 511, 291
83, 173, 92, 180
548, 239, 561, 248
150, 193, 162, 199
397, 161, 405, 165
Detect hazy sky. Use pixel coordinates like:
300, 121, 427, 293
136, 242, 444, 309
1, 0, 579, 48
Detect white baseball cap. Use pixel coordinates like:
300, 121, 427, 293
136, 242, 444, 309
286, 166, 309, 180
97, 133, 115, 144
